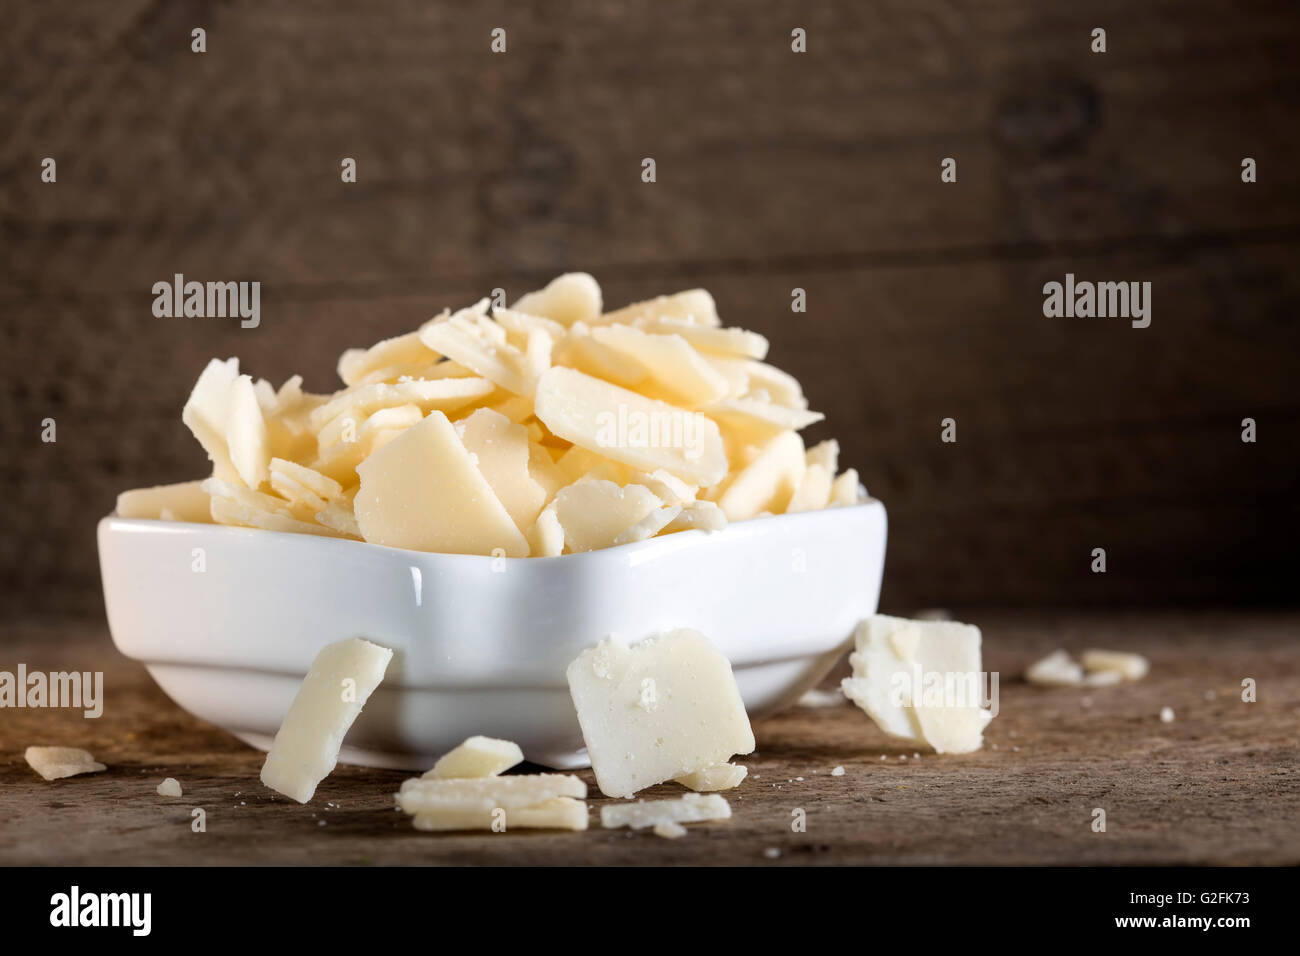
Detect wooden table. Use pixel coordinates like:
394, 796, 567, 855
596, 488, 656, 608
1, 609, 1296, 866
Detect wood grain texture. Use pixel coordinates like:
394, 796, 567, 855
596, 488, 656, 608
2, 0, 1299, 615
0, 610, 1296, 866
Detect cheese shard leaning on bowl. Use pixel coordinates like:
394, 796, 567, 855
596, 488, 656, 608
259, 637, 393, 804
566, 629, 756, 798
841, 615, 993, 754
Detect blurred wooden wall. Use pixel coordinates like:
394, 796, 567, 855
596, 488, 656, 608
2, 0, 1299, 618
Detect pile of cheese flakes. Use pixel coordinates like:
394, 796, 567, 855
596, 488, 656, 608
118, 274, 863, 556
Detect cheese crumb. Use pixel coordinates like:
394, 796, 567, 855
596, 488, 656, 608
601, 793, 731, 830
654, 821, 688, 839
830, 765, 845, 776
1160, 706, 1175, 723
157, 777, 183, 797
25, 746, 107, 781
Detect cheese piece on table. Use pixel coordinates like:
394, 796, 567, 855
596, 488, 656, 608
654, 821, 688, 839
411, 797, 588, 832
589, 324, 731, 407
551, 480, 662, 553
512, 272, 603, 327
116, 480, 212, 523
338, 331, 440, 386
674, 763, 748, 792
634, 317, 769, 360
1081, 649, 1150, 681
841, 617, 923, 743
424, 736, 524, 779
534, 367, 728, 486
354, 411, 529, 556
717, 430, 806, 520
455, 408, 547, 532
596, 289, 720, 328
1025, 649, 1085, 686
226, 374, 272, 489
397, 774, 587, 813
829, 468, 862, 506
259, 637, 393, 803
156, 777, 183, 797
25, 746, 107, 781
600, 793, 732, 830
181, 357, 241, 480
566, 630, 755, 798
887, 617, 992, 754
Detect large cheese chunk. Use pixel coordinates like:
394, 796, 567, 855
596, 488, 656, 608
424, 736, 524, 779
455, 408, 548, 533
551, 480, 662, 553
116, 480, 212, 523
600, 793, 731, 830
674, 763, 748, 792
841, 615, 992, 754
716, 430, 806, 520
566, 630, 755, 798
512, 273, 603, 327
25, 746, 107, 781
397, 774, 587, 813
354, 411, 529, 556
534, 367, 727, 486
259, 637, 393, 803
411, 797, 588, 832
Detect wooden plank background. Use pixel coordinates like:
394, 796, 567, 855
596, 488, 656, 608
2, 0, 1299, 617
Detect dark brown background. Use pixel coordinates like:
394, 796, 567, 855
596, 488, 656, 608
3, 0, 1299, 620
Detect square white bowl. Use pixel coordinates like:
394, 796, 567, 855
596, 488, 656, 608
97, 500, 886, 769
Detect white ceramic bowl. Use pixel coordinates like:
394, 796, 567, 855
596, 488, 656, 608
97, 500, 886, 770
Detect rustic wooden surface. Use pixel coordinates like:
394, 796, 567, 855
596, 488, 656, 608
1, 609, 1296, 866
2, 0, 1299, 615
